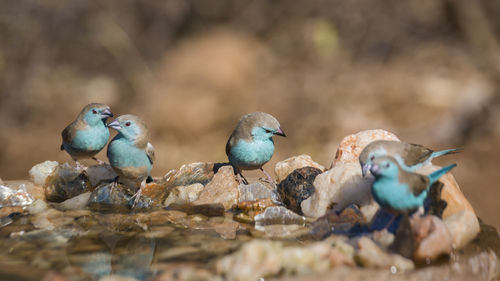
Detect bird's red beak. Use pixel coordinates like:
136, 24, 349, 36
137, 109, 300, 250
275, 127, 286, 137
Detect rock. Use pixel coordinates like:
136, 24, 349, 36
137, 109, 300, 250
167, 203, 225, 217
255, 206, 306, 227
164, 162, 222, 187
275, 155, 325, 183
29, 160, 59, 186
217, 238, 355, 281
238, 182, 277, 202
163, 183, 204, 207
193, 166, 238, 210
332, 129, 400, 166
301, 129, 400, 220
301, 163, 375, 219
87, 183, 136, 212
355, 236, 414, 271
140, 180, 170, 205
98, 275, 139, 281
55, 192, 92, 211
308, 205, 367, 239
0, 183, 34, 207
391, 215, 453, 261
444, 210, 480, 249
277, 167, 321, 215
233, 198, 277, 223
44, 163, 92, 202
86, 164, 117, 187
418, 165, 475, 219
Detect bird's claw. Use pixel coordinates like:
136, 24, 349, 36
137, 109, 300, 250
92, 157, 106, 165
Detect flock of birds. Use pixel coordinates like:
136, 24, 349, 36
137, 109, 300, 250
61, 103, 457, 219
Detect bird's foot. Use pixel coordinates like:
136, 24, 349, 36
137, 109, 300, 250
236, 172, 248, 185
92, 157, 106, 165
109, 176, 119, 194
130, 187, 143, 208
75, 161, 88, 173
260, 168, 277, 186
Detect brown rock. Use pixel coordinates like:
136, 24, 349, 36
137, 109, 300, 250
356, 237, 414, 271
332, 129, 400, 167
444, 210, 480, 249
412, 215, 453, 261
275, 155, 325, 183
194, 166, 238, 210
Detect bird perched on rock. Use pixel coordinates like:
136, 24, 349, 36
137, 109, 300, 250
107, 114, 154, 206
359, 140, 458, 176
226, 112, 286, 185
61, 103, 113, 169
369, 155, 456, 214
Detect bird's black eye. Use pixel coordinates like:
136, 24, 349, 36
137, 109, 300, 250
92, 109, 97, 114
385, 163, 390, 168
125, 122, 131, 127
370, 155, 375, 161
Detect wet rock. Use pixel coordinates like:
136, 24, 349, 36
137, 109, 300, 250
31, 208, 73, 230
331, 129, 400, 166
87, 183, 133, 212
86, 164, 117, 187
29, 160, 59, 186
167, 203, 225, 217
391, 215, 452, 261
163, 183, 204, 207
98, 276, 139, 281
3, 181, 45, 201
193, 166, 238, 210
277, 167, 321, 215
355, 236, 414, 271
301, 130, 399, 220
0, 183, 34, 207
56, 192, 92, 211
140, 180, 170, 205
254, 224, 306, 238
255, 206, 306, 227
151, 265, 218, 281
301, 163, 375, 219
44, 163, 92, 202
275, 155, 325, 183
238, 182, 277, 202
417, 165, 475, 219
233, 198, 277, 223
444, 210, 480, 249
217, 238, 355, 281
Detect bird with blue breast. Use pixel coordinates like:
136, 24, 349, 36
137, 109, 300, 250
359, 140, 459, 177
107, 114, 155, 207
226, 112, 286, 185
60, 103, 113, 169
368, 155, 456, 229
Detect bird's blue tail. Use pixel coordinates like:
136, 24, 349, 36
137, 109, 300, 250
428, 163, 457, 184
431, 148, 461, 159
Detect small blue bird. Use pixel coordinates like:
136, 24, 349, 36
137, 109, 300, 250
359, 140, 458, 176
226, 112, 286, 184
369, 155, 456, 214
107, 114, 155, 206
61, 103, 113, 169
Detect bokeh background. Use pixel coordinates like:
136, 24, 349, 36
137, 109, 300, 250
0, 0, 499, 229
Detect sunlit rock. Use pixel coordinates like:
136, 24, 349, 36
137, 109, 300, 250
238, 182, 277, 202
0, 183, 33, 208
164, 162, 221, 187
29, 160, 59, 186
255, 206, 306, 228
275, 155, 325, 183
26, 199, 48, 215
56, 192, 92, 211
193, 166, 238, 210
163, 183, 204, 207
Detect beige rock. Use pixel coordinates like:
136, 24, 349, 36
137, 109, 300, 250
163, 183, 204, 207
56, 192, 92, 211
301, 130, 400, 219
356, 237, 414, 271
275, 155, 326, 183
417, 165, 475, 219
331, 129, 400, 167
29, 160, 59, 186
444, 210, 480, 249
194, 166, 238, 210
301, 162, 375, 219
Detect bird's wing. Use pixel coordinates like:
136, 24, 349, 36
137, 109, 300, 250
401, 143, 434, 166
399, 170, 429, 196
61, 123, 75, 149
225, 134, 235, 156
146, 142, 155, 164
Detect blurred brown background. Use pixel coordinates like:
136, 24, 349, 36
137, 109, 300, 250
0, 0, 499, 229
